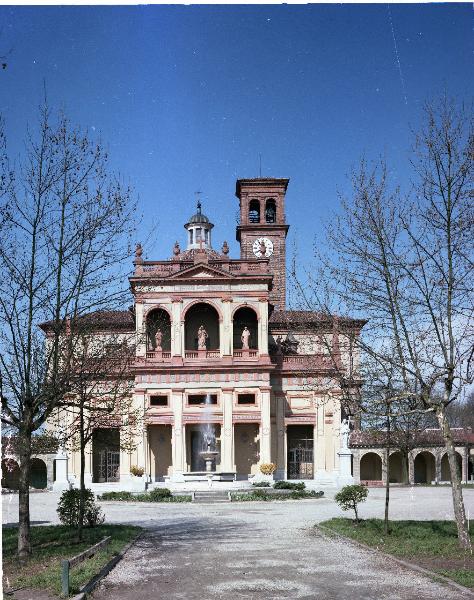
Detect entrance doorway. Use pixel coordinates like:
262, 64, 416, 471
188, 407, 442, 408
287, 425, 314, 480
92, 428, 120, 482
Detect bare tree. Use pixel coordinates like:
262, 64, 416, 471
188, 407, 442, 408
291, 97, 473, 551
45, 316, 139, 540
0, 104, 136, 558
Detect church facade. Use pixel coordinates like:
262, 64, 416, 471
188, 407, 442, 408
64, 178, 366, 488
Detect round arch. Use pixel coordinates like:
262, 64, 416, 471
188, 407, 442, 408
145, 307, 171, 351
232, 306, 258, 350
388, 451, 408, 483
182, 299, 223, 322
1, 458, 20, 489
440, 451, 462, 482
265, 198, 277, 223
248, 199, 261, 223
360, 452, 382, 481
30, 458, 47, 489
414, 451, 436, 484
184, 302, 220, 351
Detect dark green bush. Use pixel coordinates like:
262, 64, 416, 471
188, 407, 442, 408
252, 481, 270, 487
273, 481, 306, 490
334, 484, 368, 522
57, 488, 104, 527
148, 488, 172, 500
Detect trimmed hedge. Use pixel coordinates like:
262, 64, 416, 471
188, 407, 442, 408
273, 481, 306, 491
98, 489, 191, 502
231, 489, 323, 502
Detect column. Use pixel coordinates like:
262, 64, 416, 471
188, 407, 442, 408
314, 401, 326, 475
84, 439, 92, 485
171, 388, 185, 481
221, 298, 233, 358
221, 388, 234, 472
435, 452, 441, 483
260, 387, 272, 464
461, 448, 468, 483
135, 302, 146, 358
275, 393, 286, 480
171, 298, 183, 361
408, 452, 415, 485
258, 298, 269, 356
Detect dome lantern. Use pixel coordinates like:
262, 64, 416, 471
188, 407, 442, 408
184, 200, 214, 250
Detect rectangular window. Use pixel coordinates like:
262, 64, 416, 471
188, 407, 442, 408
237, 393, 256, 405
188, 394, 217, 405
150, 395, 168, 407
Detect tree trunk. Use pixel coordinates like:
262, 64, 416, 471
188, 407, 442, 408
384, 447, 390, 534
384, 406, 391, 535
78, 406, 85, 541
18, 432, 32, 559
436, 406, 472, 552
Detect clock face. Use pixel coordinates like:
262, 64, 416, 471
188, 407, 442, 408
253, 237, 274, 258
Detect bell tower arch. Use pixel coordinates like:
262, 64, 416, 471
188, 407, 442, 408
236, 178, 289, 310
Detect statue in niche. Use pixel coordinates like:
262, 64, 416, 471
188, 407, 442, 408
197, 324, 208, 350
340, 418, 351, 449
154, 328, 163, 351
241, 326, 251, 349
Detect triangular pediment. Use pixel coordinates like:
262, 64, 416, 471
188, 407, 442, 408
167, 263, 235, 280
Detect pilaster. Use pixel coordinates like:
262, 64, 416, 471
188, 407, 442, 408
171, 298, 182, 357
275, 394, 286, 479
171, 389, 185, 479
221, 388, 234, 471
258, 298, 269, 355
260, 387, 272, 464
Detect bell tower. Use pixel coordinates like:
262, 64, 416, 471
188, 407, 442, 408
236, 178, 289, 310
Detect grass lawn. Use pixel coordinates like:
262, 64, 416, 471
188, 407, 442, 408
320, 518, 474, 589
2, 524, 142, 597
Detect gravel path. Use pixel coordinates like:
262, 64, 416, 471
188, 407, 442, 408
3, 488, 473, 599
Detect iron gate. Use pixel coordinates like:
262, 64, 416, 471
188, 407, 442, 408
98, 449, 120, 482
288, 438, 314, 479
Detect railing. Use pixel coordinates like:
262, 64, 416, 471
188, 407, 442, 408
146, 351, 171, 359
184, 350, 220, 359
233, 350, 258, 359
62, 537, 111, 596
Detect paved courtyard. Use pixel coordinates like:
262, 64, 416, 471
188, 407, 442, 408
3, 487, 474, 599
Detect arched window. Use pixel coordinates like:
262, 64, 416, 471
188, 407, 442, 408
184, 303, 220, 350
265, 198, 276, 223
146, 308, 171, 351
248, 200, 260, 223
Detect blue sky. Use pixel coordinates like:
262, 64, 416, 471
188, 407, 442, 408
1, 4, 472, 270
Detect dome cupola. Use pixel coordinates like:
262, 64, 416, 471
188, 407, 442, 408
185, 201, 214, 250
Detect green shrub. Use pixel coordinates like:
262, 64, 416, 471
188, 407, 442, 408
130, 465, 144, 477
57, 488, 105, 527
148, 488, 172, 501
98, 491, 134, 501
273, 481, 306, 490
334, 484, 368, 522
252, 481, 270, 487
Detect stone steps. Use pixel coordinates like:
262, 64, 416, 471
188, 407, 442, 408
193, 491, 230, 503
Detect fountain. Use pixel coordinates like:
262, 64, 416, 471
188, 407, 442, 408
199, 395, 219, 486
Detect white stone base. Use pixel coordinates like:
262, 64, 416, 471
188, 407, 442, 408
248, 473, 274, 484
313, 470, 339, 486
